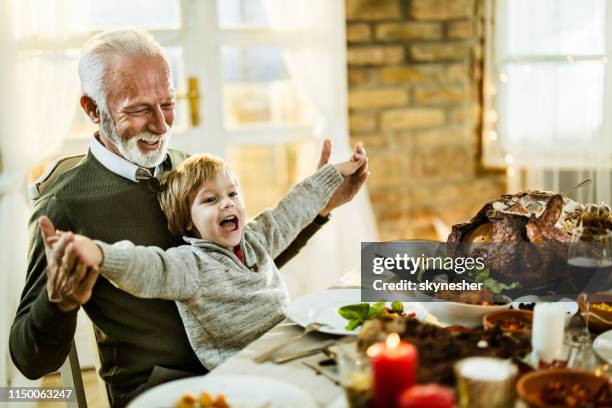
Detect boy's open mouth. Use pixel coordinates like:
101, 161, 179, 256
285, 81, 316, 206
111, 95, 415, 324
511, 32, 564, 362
219, 215, 239, 232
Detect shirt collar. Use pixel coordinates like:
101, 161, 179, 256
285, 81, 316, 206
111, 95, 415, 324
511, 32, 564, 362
90, 134, 171, 182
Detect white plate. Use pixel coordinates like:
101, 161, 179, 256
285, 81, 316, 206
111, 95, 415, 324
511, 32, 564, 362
128, 374, 316, 408
286, 289, 429, 336
594, 329, 612, 364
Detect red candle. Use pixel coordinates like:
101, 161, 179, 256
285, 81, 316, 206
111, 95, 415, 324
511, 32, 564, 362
367, 333, 417, 408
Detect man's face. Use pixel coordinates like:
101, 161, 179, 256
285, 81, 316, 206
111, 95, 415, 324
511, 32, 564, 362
101, 54, 175, 168
189, 170, 246, 250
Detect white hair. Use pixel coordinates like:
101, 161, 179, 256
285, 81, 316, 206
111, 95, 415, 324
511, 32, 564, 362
78, 28, 170, 111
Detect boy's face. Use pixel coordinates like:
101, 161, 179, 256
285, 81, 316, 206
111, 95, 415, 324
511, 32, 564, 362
189, 170, 246, 250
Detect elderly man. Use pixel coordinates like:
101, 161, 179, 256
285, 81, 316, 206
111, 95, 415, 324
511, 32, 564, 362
9, 29, 368, 407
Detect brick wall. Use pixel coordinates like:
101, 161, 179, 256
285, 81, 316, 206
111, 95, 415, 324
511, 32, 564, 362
346, 0, 505, 240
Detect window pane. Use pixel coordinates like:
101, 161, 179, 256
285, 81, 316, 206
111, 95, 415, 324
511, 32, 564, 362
221, 45, 313, 129
499, 61, 604, 149
85, 0, 181, 30
13, 0, 181, 37
217, 0, 269, 28
502, 0, 606, 57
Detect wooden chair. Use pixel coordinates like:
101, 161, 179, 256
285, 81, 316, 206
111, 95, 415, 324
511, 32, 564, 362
29, 154, 111, 408
28, 154, 85, 202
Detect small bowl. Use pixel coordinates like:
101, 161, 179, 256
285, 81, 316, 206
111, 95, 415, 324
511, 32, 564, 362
428, 301, 511, 328
516, 368, 609, 408
483, 309, 532, 335
579, 292, 612, 333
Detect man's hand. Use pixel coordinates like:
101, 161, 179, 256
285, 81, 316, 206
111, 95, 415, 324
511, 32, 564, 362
40, 216, 100, 312
318, 139, 369, 216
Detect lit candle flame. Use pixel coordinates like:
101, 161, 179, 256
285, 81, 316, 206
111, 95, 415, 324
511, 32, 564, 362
386, 333, 400, 349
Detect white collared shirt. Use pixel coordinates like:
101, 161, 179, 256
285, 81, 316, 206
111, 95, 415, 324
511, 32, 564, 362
89, 135, 169, 182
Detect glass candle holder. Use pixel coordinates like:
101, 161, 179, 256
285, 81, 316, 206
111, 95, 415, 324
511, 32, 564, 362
455, 357, 518, 408
336, 343, 372, 408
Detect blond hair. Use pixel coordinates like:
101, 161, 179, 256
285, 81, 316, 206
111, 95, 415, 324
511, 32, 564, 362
159, 154, 235, 236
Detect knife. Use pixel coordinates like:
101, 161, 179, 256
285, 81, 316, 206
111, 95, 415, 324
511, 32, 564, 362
272, 340, 335, 364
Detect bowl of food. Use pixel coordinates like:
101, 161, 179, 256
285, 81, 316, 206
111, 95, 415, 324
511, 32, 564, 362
516, 369, 611, 407
428, 289, 511, 328
483, 309, 532, 336
579, 292, 612, 333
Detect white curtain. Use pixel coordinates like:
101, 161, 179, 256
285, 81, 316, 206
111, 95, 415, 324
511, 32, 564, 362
264, 0, 378, 297
491, 0, 611, 203
1, 0, 82, 386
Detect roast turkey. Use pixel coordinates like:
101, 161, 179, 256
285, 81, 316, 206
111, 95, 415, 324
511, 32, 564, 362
447, 191, 610, 286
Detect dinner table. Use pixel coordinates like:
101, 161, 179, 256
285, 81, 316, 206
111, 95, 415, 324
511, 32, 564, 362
130, 269, 606, 408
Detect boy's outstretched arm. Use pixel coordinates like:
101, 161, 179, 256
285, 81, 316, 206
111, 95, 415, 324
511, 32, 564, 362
273, 140, 369, 267
247, 150, 366, 259
40, 216, 198, 302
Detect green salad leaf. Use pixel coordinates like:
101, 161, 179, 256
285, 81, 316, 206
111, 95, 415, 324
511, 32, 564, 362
338, 303, 369, 330
473, 267, 520, 294
338, 301, 387, 330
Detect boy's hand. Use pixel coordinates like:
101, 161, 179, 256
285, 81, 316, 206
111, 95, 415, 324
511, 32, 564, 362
70, 234, 104, 268
40, 216, 101, 312
334, 154, 366, 177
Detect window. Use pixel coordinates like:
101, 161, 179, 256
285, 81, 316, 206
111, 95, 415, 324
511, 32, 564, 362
482, 0, 611, 168
18, 0, 320, 213
483, 0, 612, 202
203, 0, 317, 214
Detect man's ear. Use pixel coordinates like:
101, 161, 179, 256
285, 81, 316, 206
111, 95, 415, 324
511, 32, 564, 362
80, 96, 100, 124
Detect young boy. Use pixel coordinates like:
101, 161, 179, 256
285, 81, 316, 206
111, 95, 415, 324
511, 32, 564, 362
44, 152, 365, 369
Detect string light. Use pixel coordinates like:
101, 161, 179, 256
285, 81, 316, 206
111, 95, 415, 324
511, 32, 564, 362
499, 73, 509, 82
488, 130, 498, 141
504, 154, 514, 164
603, 57, 608, 64
488, 85, 497, 96
486, 110, 498, 122
507, 167, 516, 177
566, 56, 574, 63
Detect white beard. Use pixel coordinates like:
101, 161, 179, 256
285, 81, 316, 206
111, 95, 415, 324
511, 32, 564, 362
100, 109, 172, 168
